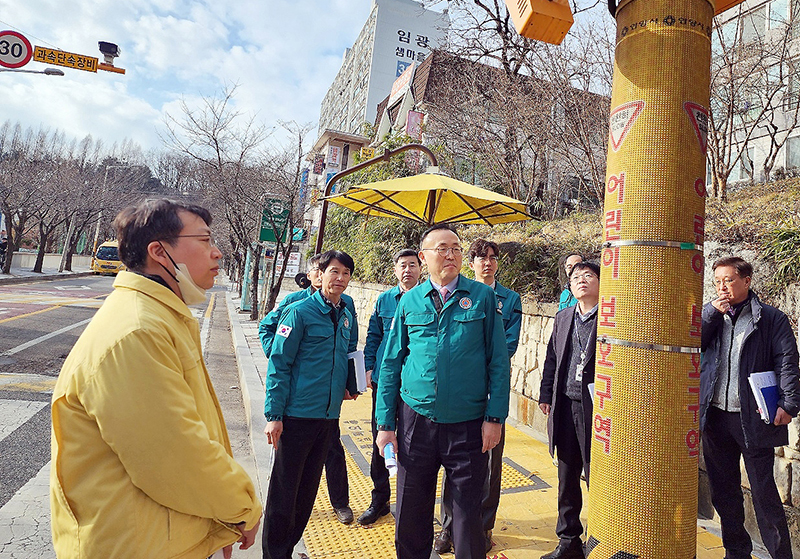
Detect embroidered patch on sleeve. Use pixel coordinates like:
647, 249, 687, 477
277, 325, 293, 338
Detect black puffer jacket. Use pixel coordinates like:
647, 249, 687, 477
699, 292, 800, 448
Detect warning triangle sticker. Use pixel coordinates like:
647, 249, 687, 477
609, 101, 645, 152
684, 102, 709, 154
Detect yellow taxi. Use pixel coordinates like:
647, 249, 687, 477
91, 240, 126, 275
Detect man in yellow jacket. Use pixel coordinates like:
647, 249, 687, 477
50, 199, 262, 558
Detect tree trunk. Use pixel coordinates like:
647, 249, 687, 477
266, 241, 294, 314
715, 175, 728, 201
2, 209, 14, 274
248, 243, 263, 321
33, 241, 46, 273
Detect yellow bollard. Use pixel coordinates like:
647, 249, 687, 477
586, 0, 712, 557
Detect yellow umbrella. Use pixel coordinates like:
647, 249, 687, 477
323, 171, 533, 226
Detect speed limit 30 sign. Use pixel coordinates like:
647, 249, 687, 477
0, 30, 33, 69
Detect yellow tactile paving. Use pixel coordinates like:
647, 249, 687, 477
299, 391, 729, 558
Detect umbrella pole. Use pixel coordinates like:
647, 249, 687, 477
314, 144, 438, 254
425, 189, 437, 225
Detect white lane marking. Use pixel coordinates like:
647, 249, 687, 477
53, 285, 91, 291
0, 400, 47, 441
1, 318, 92, 356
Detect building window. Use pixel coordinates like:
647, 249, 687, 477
786, 66, 800, 110
770, 0, 789, 25
741, 5, 766, 43
786, 136, 800, 168
792, 0, 800, 39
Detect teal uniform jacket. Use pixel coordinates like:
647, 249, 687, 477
495, 281, 523, 358
259, 287, 358, 356
363, 285, 404, 384
558, 286, 577, 311
375, 275, 510, 430
263, 290, 353, 420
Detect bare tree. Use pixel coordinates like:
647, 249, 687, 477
412, 2, 611, 214
259, 121, 314, 317
0, 122, 39, 273
161, 85, 274, 316
708, 7, 799, 198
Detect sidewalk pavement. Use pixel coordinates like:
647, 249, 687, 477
0, 265, 93, 285
225, 285, 762, 559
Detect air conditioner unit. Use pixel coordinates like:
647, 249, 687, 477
505, 0, 573, 45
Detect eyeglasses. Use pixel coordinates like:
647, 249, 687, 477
570, 272, 598, 283
422, 246, 463, 256
474, 255, 498, 263
713, 277, 739, 287
175, 234, 217, 247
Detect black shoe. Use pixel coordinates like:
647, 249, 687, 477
333, 506, 354, 524
485, 530, 493, 553
433, 528, 452, 554
541, 541, 585, 559
357, 502, 391, 525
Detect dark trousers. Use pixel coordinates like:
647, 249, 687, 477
325, 422, 349, 509
262, 418, 337, 559
395, 402, 488, 559
369, 382, 391, 506
440, 424, 505, 533
554, 398, 590, 546
703, 407, 792, 559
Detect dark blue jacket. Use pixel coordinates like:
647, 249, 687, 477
700, 292, 800, 448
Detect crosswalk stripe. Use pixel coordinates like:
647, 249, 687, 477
0, 400, 47, 442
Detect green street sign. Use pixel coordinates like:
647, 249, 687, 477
259, 198, 290, 243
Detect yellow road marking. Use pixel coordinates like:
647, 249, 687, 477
205, 293, 216, 319
0, 293, 107, 324
0, 380, 56, 393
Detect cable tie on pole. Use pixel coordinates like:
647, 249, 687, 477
601, 239, 703, 251
598, 335, 701, 354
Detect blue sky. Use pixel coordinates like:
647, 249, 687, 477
0, 0, 378, 152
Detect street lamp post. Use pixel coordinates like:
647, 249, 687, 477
91, 164, 130, 256
0, 68, 65, 76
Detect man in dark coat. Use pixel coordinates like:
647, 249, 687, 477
538, 261, 600, 559
700, 256, 800, 559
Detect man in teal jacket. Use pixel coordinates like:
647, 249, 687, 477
258, 253, 358, 524
376, 225, 510, 559
359, 248, 421, 525
262, 250, 355, 559
435, 238, 523, 554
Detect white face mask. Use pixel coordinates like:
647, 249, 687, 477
173, 262, 208, 306
158, 244, 209, 306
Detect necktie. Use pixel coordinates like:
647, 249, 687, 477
440, 286, 449, 304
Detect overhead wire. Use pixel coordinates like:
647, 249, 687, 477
0, 20, 61, 50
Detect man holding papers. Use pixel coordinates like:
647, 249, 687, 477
700, 256, 800, 559
259, 253, 359, 526
262, 250, 357, 559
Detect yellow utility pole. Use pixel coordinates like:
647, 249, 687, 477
505, 0, 746, 556
587, 1, 712, 555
